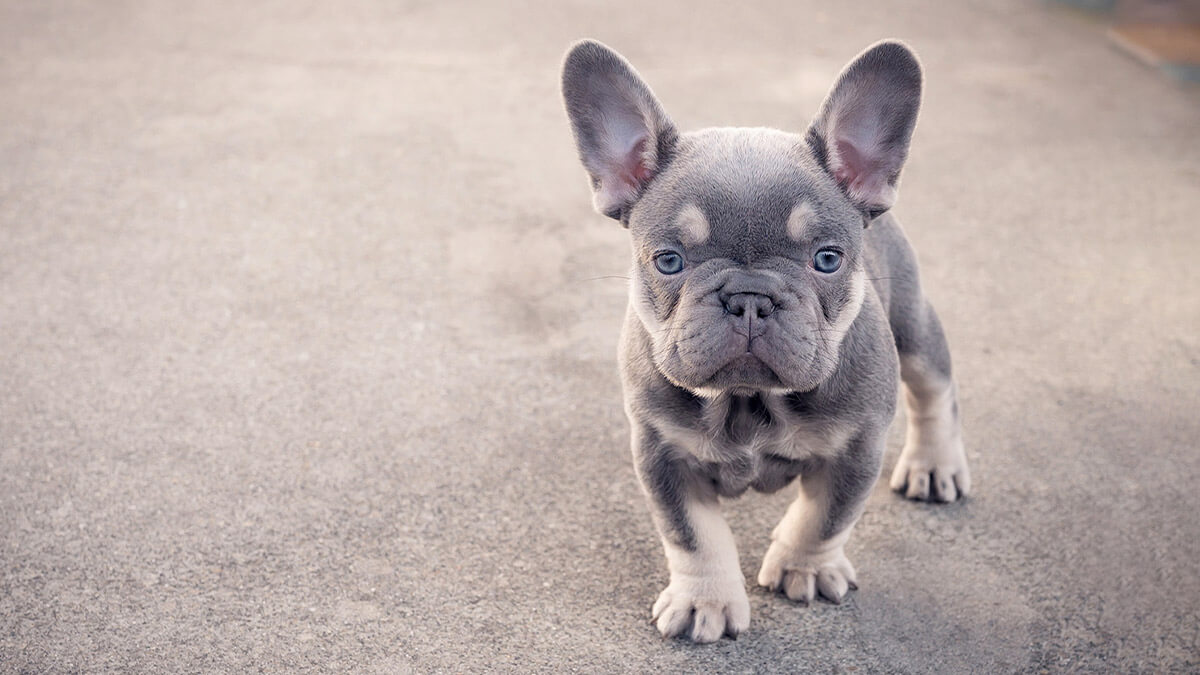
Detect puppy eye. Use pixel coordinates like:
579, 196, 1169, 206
653, 251, 685, 275
813, 249, 842, 274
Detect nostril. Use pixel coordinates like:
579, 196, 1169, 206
723, 293, 775, 319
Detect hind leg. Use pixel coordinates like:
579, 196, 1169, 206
889, 302, 971, 502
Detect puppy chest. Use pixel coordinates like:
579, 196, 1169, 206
704, 433, 836, 495
681, 397, 840, 496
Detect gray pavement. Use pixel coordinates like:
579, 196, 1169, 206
2, 1, 1199, 672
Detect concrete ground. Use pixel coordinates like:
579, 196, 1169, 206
2, 0, 1198, 672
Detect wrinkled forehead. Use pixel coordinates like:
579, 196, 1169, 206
631, 128, 860, 258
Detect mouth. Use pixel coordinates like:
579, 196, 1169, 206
702, 352, 783, 392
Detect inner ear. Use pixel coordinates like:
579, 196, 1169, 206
630, 139, 654, 182
613, 136, 655, 194
833, 137, 875, 187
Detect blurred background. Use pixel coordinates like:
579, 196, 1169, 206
2, 0, 1198, 671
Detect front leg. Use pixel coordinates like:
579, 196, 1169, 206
757, 432, 883, 604
632, 424, 750, 643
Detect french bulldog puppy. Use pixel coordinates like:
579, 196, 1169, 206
561, 39, 971, 643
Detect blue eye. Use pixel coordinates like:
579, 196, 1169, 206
813, 249, 842, 273
654, 251, 685, 275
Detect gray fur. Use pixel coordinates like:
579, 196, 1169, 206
865, 216, 954, 379
562, 38, 971, 642
630, 421, 698, 551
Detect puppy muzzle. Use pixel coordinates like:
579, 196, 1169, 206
718, 271, 785, 342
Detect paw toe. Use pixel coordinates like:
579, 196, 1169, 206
783, 570, 816, 603
655, 603, 693, 638
932, 468, 958, 503
954, 470, 972, 497
689, 605, 726, 643
724, 600, 750, 638
756, 563, 781, 591
904, 471, 931, 500
650, 590, 670, 622
816, 569, 850, 604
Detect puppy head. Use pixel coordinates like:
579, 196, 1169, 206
562, 40, 922, 395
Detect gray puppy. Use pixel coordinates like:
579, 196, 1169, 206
561, 39, 971, 643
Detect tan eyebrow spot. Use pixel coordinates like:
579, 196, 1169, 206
787, 202, 816, 240
675, 203, 710, 244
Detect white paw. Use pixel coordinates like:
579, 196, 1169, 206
889, 436, 971, 503
651, 573, 750, 643
756, 541, 857, 605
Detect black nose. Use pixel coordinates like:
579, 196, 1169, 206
723, 292, 775, 319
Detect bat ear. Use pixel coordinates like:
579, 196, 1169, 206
561, 40, 676, 220
807, 40, 923, 217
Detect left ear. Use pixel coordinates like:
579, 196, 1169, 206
806, 40, 923, 218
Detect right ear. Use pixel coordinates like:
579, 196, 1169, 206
561, 40, 676, 221
805, 41, 923, 218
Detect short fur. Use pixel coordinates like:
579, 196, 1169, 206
562, 39, 972, 643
